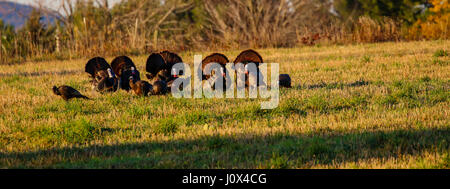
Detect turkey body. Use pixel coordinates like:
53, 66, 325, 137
111, 56, 141, 91
233, 49, 265, 88
151, 80, 168, 95
85, 57, 118, 93
146, 51, 185, 93
202, 53, 230, 91
279, 74, 292, 88
95, 69, 118, 93
129, 76, 153, 96
85, 57, 111, 80
146, 51, 183, 83
159, 50, 183, 73
85, 57, 118, 92
146, 53, 167, 81
52, 85, 89, 101
202, 53, 229, 80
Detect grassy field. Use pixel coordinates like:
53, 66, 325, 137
0, 40, 448, 168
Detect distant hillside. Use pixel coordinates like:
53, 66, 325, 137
0, 1, 55, 29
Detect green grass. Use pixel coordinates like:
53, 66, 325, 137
433, 49, 448, 58
31, 118, 102, 145
0, 40, 449, 168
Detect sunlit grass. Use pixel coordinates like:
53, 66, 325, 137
0, 40, 449, 168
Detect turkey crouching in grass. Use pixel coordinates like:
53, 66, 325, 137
129, 76, 153, 96
279, 74, 292, 88
111, 56, 141, 91
151, 80, 168, 95
157, 69, 176, 89
234, 49, 265, 88
96, 69, 118, 93
52, 86, 89, 101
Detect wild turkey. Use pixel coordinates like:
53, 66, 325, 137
85, 57, 110, 79
52, 85, 89, 101
85, 57, 117, 92
145, 53, 167, 81
159, 50, 183, 74
202, 53, 230, 90
129, 76, 153, 96
160, 51, 185, 84
151, 80, 168, 95
111, 56, 141, 91
146, 51, 184, 84
279, 74, 292, 88
233, 49, 265, 87
202, 53, 228, 80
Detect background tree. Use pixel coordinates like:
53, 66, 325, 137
18, 9, 56, 57
408, 0, 450, 39
334, 0, 427, 24
0, 0, 448, 64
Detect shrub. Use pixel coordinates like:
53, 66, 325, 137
353, 16, 402, 43
408, 0, 450, 40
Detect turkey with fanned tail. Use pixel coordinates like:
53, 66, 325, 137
111, 56, 141, 91
85, 57, 118, 93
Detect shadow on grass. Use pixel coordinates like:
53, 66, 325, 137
1, 127, 448, 168
0, 70, 83, 78
304, 79, 370, 90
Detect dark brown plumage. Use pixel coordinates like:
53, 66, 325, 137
52, 85, 89, 101
95, 69, 118, 93
85, 57, 117, 92
146, 51, 184, 84
200, 53, 231, 91
154, 69, 172, 84
129, 76, 153, 96
233, 49, 264, 87
111, 56, 140, 91
233, 49, 263, 66
146, 53, 166, 81
151, 80, 168, 95
85, 57, 111, 79
85, 57, 118, 92
160, 51, 185, 83
279, 74, 292, 88
202, 53, 229, 80
159, 50, 183, 70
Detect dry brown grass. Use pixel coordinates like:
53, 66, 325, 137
0, 40, 448, 168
